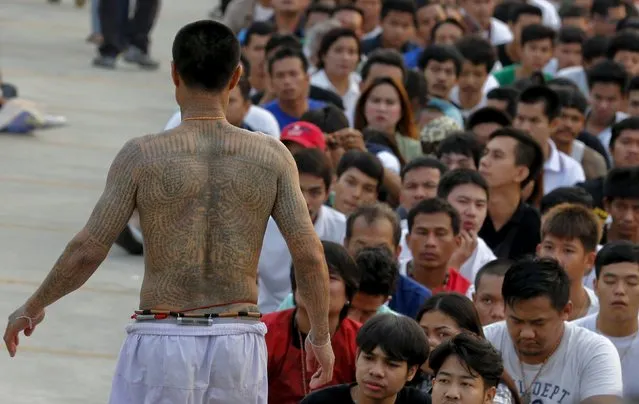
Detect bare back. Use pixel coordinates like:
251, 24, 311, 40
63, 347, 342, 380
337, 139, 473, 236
134, 121, 287, 312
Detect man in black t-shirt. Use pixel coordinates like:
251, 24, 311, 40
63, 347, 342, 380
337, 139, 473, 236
301, 314, 431, 404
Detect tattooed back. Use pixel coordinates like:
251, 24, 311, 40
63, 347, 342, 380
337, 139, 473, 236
134, 121, 284, 313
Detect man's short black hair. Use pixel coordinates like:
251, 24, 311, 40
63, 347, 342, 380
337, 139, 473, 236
306, 3, 333, 18
437, 168, 489, 200
431, 18, 467, 41
559, 3, 588, 19
400, 156, 448, 182
587, 59, 628, 93
540, 186, 594, 215
267, 47, 309, 75
436, 132, 484, 168
336, 150, 384, 191
489, 127, 544, 188
244, 21, 275, 47
547, 77, 581, 92
467, 106, 513, 131
355, 247, 399, 297
264, 34, 303, 56
429, 333, 504, 390
293, 148, 333, 191
418, 44, 464, 77
404, 70, 429, 109
520, 24, 556, 48
502, 256, 570, 312
290, 240, 361, 302
486, 87, 520, 119
558, 25, 587, 45
346, 203, 402, 247
607, 31, 639, 59
172, 20, 241, 92
518, 85, 561, 121
595, 240, 639, 279
300, 105, 350, 134
582, 35, 609, 63
381, 0, 417, 24
555, 87, 588, 115
474, 259, 513, 292
361, 49, 407, 82
611, 116, 639, 149
509, 3, 543, 23
591, 0, 623, 17
356, 313, 429, 368
604, 167, 639, 202
407, 198, 461, 235
332, 4, 365, 19
617, 16, 639, 32
455, 36, 497, 73
629, 75, 639, 92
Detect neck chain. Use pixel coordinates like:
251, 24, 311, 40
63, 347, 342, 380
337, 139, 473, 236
182, 116, 225, 122
298, 329, 309, 396
407, 261, 449, 288
518, 330, 564, 404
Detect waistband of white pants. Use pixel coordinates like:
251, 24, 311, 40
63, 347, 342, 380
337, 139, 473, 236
125, 318, 267, 337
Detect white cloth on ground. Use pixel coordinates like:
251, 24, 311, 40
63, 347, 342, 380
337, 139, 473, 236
109, 319, 268, 404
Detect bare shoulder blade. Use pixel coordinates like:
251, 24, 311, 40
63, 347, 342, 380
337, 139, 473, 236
135, 123, 285, 312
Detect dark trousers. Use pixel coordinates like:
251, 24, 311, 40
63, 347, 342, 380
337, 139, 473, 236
98, 0, 160, 57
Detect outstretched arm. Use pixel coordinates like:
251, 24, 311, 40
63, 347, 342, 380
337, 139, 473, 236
4, 139, 141, 356
27, 139, 142, 312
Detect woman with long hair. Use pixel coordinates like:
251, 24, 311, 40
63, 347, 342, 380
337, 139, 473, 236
310, 27, 361, 123
354, 76, 422, 163
414, 293, 522, 404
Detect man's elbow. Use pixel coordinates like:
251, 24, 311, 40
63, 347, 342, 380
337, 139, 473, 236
69, 229, 110, 269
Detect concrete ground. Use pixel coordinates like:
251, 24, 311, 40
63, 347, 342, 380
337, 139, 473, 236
0, 1, 215, 402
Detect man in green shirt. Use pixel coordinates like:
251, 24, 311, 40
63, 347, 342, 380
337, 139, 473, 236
493, 23, 555, 86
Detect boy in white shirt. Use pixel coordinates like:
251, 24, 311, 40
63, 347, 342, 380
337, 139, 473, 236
537, 203, 600, 320
484, 256, 622, 403
573, 241, 639, 398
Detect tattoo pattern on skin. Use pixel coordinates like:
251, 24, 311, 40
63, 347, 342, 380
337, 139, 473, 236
28, 121, 330, 333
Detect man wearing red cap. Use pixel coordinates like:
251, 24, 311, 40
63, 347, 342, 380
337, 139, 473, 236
280, 121, 327, 154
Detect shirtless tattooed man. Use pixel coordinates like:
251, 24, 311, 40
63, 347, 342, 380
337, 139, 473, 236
4, 21, 334, 403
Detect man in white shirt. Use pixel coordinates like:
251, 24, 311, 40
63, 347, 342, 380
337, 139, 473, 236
459, 0, 513, 46
436, 169, 496, 285
484, 256, 623, 403
258, 148, 346, 313
513, 85, 585, 195
573, 241, 639, 398
536, 203, 601, 320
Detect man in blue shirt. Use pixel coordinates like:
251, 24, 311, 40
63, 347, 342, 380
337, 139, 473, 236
344, 203, 431, 319
263, 47, 325, 128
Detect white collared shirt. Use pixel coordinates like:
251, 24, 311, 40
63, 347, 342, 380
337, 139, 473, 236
529, 0, 561, 30
543, 139, 586, 195
449, 75, 499, 118
310, 69, 361, 126
257, 205, 346, 313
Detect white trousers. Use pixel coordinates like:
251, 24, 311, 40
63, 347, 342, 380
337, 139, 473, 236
108, 319, 268, 404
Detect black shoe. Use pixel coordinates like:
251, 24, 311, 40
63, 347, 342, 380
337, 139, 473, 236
115, 225, 144, 255
123, 47, 159, 70
92, 55, 116, 69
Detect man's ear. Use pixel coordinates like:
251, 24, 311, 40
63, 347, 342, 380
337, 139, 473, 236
171, 61, 180, 87
483, 386, 497, 404
228, 64, 243, 90
561, 301, 572, 321
585, 250, 596, 272
406, 365, 419, 382
514, 165, 530, 185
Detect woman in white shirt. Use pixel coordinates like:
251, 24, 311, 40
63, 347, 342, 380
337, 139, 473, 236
310, 27, 361, 123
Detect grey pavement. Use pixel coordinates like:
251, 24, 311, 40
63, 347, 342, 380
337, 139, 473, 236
0, 1, 215, 402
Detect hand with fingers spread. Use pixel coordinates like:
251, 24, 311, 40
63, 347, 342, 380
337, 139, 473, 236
4, 305, 45, 357
304, 332, 335, 390
448, 229, 478, 270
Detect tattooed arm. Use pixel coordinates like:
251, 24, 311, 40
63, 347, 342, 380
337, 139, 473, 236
27, 139, 141, 313
270, 143, 330, 342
